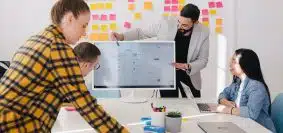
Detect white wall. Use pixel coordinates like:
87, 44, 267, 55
236, 0, 283, 100
0, 0, 53, 60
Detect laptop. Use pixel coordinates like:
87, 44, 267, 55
198, 122, 246, 133
180, 82, 217, 113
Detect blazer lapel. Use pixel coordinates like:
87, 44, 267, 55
187, 24, 201, 62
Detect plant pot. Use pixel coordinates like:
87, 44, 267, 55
165, 116, 182, 133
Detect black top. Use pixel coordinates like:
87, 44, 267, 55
174, 31, 192, 63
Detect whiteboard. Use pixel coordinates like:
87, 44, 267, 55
92, 41, 175, 90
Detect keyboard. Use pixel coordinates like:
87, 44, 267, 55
197, 103, 211, 111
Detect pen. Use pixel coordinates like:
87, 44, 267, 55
113, 33, 120, 46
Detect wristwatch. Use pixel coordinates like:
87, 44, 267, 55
186, 64, 191, 74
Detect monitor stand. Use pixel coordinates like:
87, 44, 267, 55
120, 90, 148, 103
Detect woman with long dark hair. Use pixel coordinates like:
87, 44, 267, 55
214, 48, 276, 132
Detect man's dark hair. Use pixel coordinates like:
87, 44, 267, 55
180, 3, 200, 22
74, 42, 101, 62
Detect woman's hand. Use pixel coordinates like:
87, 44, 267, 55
220, 98, 236, 108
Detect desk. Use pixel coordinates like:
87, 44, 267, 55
51, 98, 271, 133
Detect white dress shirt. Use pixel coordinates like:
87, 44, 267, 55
235, 74, 247, 108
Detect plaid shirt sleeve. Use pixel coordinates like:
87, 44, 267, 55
49, 34, 128, 132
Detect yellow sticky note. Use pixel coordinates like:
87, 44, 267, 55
128, 4, 135, 11
110, 23, 117, 31
182, 118, 189, 122
209, 9, 217, 15
144, 2, 153, 10
99, 33, 109, 41
162, 13, 170, 17
105, 2, 113, 9
90, 4, 98, 10
89, 33, 99, 41
178, 0, 185, 5
100, 24, 108, 32
215, 27, 223, 33
134, 13, 142, 20
92, 24, 99, 31
97, 3, 104, 10
178, 5, 184, 11
202, 21, 209, 27
216, 18, 223, 25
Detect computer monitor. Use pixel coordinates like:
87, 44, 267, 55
92, 41, 175, 94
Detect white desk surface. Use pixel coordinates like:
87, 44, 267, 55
51, 98, 271, 133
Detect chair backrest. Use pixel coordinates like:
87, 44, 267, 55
271, 93, 283, 133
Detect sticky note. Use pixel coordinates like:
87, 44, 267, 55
89, 33, 99, 41
92, 24, 99, 31
109, 14, 116, 21
128, 0, 135, 2
178, 0, 185, 5
208, 2, 216, 8
178, 5, 184, 11
215, 27, 223, 33
172, 0, 178, 4
101, 24, 109, 32
202, 9, 209, 15
92, 14, 100, 20
99, 33, 109, 41
97, 3, 104, 10
164, 6, 171, 12
90, 4, 98, 10
165, 0, 171, 4
202, 21, 209, 27
216, 1, 223, 8
202, 17, 209, 22
144, 2, 153, 10
100, 14, 108, 21
216, 18, 223, 25
171, 5, 178, 12
124, 22, 131, 29
134, 13, 142, 20
209, 9, 217, 15
105, 2, 113, 9
162, 13, 170, 17
128, 4, 135, 11
110, 23, 117, 31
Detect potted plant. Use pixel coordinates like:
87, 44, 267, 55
165, 111, 182, 133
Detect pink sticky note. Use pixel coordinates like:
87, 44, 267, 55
208, 2, 216, 8
92, 14, 99, 20
216, 1, 223, 8
164, 6, 171, 12
171, 5, 178, 12
172, 0, 178, 4
100, 14, 108, 21
202, 9, 209, 15
202, 17, 209, 22
109, 14, 116, 21
128, 0, 134, 2
165, 0, 171, 4
124, 22, 131, 29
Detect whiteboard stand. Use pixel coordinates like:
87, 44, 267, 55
120, 90, 148, 103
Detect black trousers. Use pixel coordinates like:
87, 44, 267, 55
160, 70, 200, 98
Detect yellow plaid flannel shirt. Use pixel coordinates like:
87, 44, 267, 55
0, 25, 129, 133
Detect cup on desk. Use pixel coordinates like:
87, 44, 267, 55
151, 111, 165, 127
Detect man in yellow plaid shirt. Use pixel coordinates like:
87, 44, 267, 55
0, 0, 129, 132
